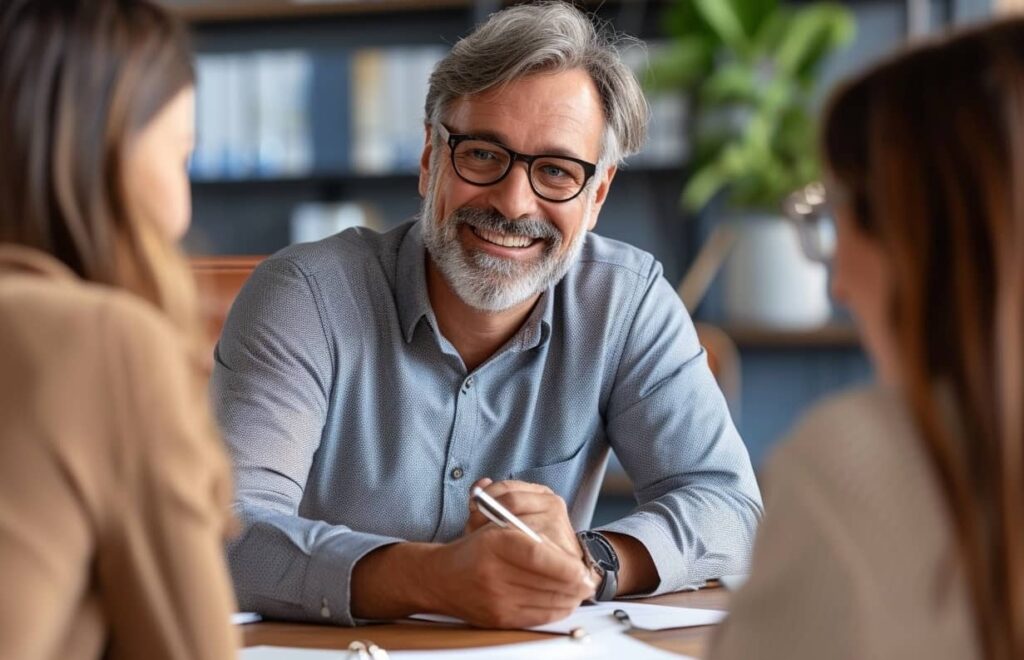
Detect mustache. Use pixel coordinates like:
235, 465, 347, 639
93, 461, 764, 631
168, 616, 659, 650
451, 207, 560, 242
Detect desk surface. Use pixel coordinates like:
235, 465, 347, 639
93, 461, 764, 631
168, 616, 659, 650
243, 587, 729, 658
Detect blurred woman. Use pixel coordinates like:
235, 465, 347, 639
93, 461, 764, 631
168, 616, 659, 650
710, 18, 1024, 660
0, 1, 237, 658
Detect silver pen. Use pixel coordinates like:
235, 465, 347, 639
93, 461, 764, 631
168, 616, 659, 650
471, 485, 544, 544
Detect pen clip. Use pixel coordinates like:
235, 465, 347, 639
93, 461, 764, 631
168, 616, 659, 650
471, 486, 544, 544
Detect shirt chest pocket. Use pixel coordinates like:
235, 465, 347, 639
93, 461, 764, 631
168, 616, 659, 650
506, 440, 593, 505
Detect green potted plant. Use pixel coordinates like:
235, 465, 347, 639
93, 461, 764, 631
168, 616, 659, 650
651, 0, 855, 328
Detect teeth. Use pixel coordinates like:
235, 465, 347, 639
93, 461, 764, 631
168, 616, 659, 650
472, 226, 535, 248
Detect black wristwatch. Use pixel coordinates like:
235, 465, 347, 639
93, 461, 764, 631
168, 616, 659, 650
577, 530, 619, 601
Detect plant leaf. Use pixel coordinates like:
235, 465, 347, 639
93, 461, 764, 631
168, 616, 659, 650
661, 0, 714, 40
692, 0, 750, 54
751, 7, 792, 54
699, 62, 759, 104
645, 37, 716, 91
773, 3, 855, 81
729, 0, 779, 43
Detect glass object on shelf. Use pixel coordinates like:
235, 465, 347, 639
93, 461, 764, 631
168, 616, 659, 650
290, 201, 381, 245
782, 181, 837, 264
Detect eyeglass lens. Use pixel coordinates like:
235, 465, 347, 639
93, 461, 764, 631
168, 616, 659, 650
451, 139, 587, 201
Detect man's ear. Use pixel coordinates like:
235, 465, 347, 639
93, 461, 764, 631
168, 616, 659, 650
418, 123, 433, 198
586, 165, 617, 230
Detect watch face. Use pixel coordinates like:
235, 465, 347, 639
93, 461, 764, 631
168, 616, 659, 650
583, 532, 619, 571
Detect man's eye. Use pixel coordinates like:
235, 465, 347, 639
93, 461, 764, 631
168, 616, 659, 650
470, 149, 498, 161
540, 165, 567, 178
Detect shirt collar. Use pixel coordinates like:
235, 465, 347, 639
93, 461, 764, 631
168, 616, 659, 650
396, 221, 436, 343
395, 220, 553, 351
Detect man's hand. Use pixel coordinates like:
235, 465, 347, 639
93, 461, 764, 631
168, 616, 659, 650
423, 525, 595, 628
465, 479, 582, 561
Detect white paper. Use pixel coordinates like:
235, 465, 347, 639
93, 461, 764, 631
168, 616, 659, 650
241, 629, 695, 659
411, 601, 724, 635
232, 612, 262, 625
719, 574, 749, 591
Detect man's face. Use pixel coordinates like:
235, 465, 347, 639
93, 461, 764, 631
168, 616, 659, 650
419, 68, 617, 312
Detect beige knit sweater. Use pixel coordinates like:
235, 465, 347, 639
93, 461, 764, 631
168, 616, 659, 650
0, 245, 238, 660
710, 386, 981, 660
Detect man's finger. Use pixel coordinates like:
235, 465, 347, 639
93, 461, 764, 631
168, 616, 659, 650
493, 533, 593, 586
467, 477, 495, 514
493, 491, 565, 517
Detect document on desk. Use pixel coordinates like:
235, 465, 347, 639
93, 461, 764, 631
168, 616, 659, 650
241, 629, 696, 659
232, 612, 262, 625
411, 601, 725, 635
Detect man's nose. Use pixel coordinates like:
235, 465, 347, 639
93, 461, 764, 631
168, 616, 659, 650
486, 161, 541, 221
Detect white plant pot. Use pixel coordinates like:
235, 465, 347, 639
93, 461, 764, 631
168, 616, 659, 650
723, 214, 831, 329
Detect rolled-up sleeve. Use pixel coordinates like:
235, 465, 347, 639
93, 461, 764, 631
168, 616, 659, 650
598, 264, 763, 594
211, 257, 401, 625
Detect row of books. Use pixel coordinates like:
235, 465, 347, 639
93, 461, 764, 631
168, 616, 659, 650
190, 44, 687, 183
193, 50, 315, 179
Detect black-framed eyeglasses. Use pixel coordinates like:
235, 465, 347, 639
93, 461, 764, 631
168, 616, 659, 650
782, 181, 836, 263
436, 123, 597, 203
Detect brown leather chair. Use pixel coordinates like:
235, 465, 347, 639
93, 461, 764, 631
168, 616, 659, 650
191, 255, 265, 347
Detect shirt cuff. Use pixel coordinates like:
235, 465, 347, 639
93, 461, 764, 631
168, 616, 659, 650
596, 511, 703, 598
301, 532, 403, 626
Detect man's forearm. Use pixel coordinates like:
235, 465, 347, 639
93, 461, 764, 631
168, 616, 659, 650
604, 532, 658, 596
350, 542, 444, 619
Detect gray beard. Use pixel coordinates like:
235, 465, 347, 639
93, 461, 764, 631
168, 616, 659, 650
420, 180, 590, 313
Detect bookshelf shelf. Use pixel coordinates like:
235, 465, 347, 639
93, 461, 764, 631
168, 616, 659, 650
190, 171, 419, 188
165, 0, 470, 23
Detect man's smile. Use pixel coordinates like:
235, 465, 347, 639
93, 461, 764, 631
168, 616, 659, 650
469, 225, 539, 249
458, 223, 548, 262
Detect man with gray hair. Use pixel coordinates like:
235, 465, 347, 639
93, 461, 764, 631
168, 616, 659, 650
214, 1, 762, 629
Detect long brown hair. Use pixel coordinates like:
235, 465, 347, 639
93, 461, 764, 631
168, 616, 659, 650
823, 19, 1024, 660
0, 0, 199, 341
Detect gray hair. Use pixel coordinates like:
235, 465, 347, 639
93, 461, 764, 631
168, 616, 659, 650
424, 1, 649, 167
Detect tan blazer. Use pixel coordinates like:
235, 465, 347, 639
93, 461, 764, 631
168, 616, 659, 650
0, 245, 238, 660
710, 387, 980, 660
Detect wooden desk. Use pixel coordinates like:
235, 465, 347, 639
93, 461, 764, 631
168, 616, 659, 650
243, 587, 728, 658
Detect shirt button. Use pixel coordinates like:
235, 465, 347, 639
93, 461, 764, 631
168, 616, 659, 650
450, 467, 464, 480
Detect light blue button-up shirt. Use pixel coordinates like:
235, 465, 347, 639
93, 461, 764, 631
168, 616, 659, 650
212, 220, 762, 625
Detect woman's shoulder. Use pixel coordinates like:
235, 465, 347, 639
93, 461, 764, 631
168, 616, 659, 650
770, 386, 920, 481
765, 385, 954, 563
1, 267, 178, 346
763, 385, 950, 546
4, 276, 180, 375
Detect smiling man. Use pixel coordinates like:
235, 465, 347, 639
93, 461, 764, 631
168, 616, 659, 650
213, 1, 762, 629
